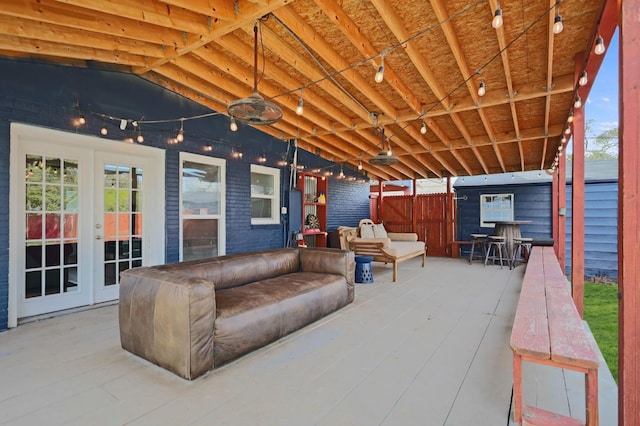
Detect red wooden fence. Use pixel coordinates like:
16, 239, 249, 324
374, 193, 456, 257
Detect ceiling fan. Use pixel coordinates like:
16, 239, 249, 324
369, 126, 399, 166
227, 21, 283, 125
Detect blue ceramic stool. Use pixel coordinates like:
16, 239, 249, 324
355, 255, 374, 283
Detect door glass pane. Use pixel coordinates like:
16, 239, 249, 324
24, 154, 79, 301
182, 161, 220, 215
102, 163, 143, 286
182, 219, 218, 261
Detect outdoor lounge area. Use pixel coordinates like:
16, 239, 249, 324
0, 0, 638, 423
0, 256, 617, 425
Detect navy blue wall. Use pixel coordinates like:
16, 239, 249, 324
455, 179, 619, 281
454, 182, 553, 243
0, 58, 369, 330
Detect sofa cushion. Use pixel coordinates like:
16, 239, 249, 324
213, 272, 352, 365
382, 241, 426, 258
156, 248, 300, 290
360, 224, 375, 238
373, 223, 388, 238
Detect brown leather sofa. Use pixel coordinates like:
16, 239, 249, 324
119, 247, 355, 380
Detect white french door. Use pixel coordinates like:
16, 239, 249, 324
9, 124, 165, 325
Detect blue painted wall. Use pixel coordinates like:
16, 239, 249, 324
454, 175, 619, 281
566, 180, 619, 280
454, 182, 553, 243
0, 58, 369, 330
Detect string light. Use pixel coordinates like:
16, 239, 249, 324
78, 115, 86, 125
420, 121, 427, 134
100, 126, 108, 136
574, 95, 582, 108
230, 117, 238, 132
564, 126, 571, 135
176, 119, 185, 142
296, 97, 304, 116
594, 35, 605, 55
553, 15, 563, 34
578, 70, 588, 86
492, 7, 503, 29
203, 145, 213, 152
567, 112, 574, 123
375, 56, 385, 84
477, 81, 486, 97
137, 129, 144, 143
358, 159, 363, 170
561, 135, 567, 143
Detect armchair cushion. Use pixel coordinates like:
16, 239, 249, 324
360, 224, 375, 239
373, 223, 388, 238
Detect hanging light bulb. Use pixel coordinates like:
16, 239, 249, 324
492, 7, 503, 29
574, 95, 582, 108
296, 97, 304, 116
564, 126, 571, 135
339, 167, 345, 179
100, 126, 108, 136
176, 119, 185, 142
230, 117, 238, 132
579, 71, 588, 86
375, 56, 385, 84
553, 15, 563, 34
358, 159, 363, 170
594, 35, 606, 55
137, 132, 144, 143
567, 112, 574, 123
561, 135, 567, 143
558, 145, 564, 152
477, 81, 486, 97
78, 115, 86, 125
420, 121, 427, 134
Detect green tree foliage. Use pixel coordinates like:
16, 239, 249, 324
585, 119, 618, 160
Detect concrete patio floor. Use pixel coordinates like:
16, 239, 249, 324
0, 256, 617, 425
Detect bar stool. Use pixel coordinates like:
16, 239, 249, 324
484, 235, 507, 268
469, 233, 488, 264
510, 237, 533, 269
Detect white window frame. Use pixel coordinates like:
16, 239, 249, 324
480, 193, 514, 227
179, 153, 226, 260
251, 164, 280, 225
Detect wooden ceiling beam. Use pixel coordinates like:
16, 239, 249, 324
487, 0, 523, 170
259, 24, 371, 124
0, 0, 187, 47
137, 0, 292, 73
430, 0, 496, 174
0, 15, 167, 59
213, 33, 354, 127
312, 0, 422, 115
156, 0, 243, 21
271, 7, 399, 119
0, 34, 148, 66
313, 0, 439, 166
369, 0, 475, 150
51, 0, 211, 35
189, 46, 410, 176
542, 0, 558, 170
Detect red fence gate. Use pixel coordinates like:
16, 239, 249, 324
374, 193, 456, 256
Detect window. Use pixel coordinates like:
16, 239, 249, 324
180, 153, 225, 261
251, 164, 280, 225
480, 193, 514, 227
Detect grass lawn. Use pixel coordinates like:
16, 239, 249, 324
584, 282, 618, 383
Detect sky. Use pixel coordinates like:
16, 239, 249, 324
585, 30, 619, 137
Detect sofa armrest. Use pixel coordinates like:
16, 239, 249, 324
119, 267, 216, 380
299, 248, 355, 299
388, 232, 418, 242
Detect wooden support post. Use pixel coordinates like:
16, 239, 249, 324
619, 0, 640, 422
552, 169, 559, 258
572, 54, 586, 318
558, 145, 567, 272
